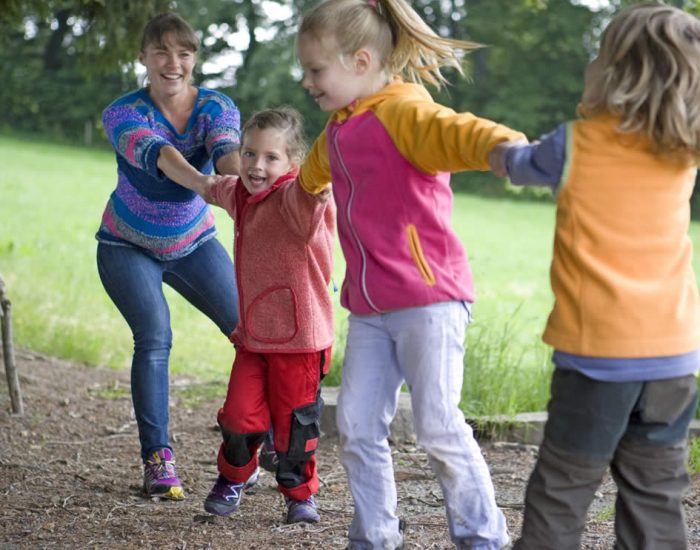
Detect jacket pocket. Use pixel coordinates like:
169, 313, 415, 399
406, 224, 436, 286
246, 286, 298, 343
287, 397, 323, 460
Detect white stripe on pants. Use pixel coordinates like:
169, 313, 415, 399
337, 301, 509, 549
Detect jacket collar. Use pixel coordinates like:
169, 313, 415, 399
244, 169, 299, 204
330, 79, 432, 123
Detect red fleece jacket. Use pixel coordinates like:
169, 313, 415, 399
210, 171, 335, 353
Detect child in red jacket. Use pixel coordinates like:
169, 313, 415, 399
198, 107, 335, 524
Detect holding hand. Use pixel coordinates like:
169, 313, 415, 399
488, 139, 528, 177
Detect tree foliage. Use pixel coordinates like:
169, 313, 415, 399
0, 0, 173, 141
415, 0, 598, 193
2, 0, 699, 204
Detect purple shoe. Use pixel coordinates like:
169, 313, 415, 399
204, 475, 246, 516
285, 495, 320, 524
143, 448, 184, 500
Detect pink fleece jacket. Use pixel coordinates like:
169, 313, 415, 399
300, 81, 525, 314
210, 171, 335, 353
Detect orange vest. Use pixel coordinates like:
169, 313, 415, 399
543, 115, 700, 357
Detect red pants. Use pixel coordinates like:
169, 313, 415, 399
216, 345, 330, 500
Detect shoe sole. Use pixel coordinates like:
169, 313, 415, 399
286, 515, 320, 524
203, 498, 240, 516
144, 484, 185, 501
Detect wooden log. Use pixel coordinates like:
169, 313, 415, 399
0, 276, 24, 415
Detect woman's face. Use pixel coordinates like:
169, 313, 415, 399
139, 32, 196, 98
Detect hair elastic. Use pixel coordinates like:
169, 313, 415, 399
367, 0, 378, 7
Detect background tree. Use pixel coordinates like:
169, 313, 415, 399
0, 0, 172, 142
2, 0, 698, 205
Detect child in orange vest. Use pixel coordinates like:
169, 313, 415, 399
490, 4, 700, 548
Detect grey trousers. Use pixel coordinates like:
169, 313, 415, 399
514, 369, 697, 550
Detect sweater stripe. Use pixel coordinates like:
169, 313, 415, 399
97, 87, 240, 260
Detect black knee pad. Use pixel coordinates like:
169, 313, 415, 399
277, 394, 323, 488
220, 427, 266, 467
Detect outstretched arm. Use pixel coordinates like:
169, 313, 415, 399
215, 150, 241, 177
156, 145, 220, 199
490, 124, 567, 191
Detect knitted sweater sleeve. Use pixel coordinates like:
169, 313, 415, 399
101, 98, 169, 180
202, 91, 241, 166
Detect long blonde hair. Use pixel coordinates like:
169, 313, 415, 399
580, 2, 700, 162
298, 0, 479, 88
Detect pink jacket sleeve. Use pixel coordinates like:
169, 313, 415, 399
280, 178, 334, 242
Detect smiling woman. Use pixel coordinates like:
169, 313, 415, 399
138, 33, 198, 133
95, 12, 245, 504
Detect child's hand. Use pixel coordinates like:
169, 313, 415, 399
488, 139, 528, 178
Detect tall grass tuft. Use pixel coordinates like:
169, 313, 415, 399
462, 305, 553, 418
689, 437, 700, 475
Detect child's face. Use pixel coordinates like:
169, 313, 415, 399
581, 56, 603, 106
297, 34, 365, 112
239, 128, 294, 195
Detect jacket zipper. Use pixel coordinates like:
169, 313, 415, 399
331, 126, 381, 313
234, 200, 248, 330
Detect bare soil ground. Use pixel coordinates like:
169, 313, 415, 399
2, 348, 700, 549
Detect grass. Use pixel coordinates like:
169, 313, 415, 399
690, 437, 700, 475
594, 503, 616, 523
2, 134, 700, 418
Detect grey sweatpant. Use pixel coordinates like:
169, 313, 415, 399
514, 369, 697, 550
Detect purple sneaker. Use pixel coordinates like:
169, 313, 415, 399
204, 475, 246, 516
285, 495, 320, 524
143, 448, 184, 500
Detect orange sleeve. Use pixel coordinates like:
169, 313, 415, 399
299, 130, 332, 195
377, 95, 526, 174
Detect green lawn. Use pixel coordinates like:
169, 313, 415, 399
2, 135, 700, 417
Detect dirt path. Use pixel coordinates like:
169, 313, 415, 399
1, 348, 699, 549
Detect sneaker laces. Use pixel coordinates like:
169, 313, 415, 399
145, 451, 177, 481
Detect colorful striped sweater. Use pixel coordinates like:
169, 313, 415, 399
96, 87, 240, 260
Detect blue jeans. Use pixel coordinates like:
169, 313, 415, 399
97, 239, 238, 461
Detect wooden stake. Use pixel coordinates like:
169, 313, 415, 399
0, 275, 24, 415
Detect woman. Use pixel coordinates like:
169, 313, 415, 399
96, 12, 242, 500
